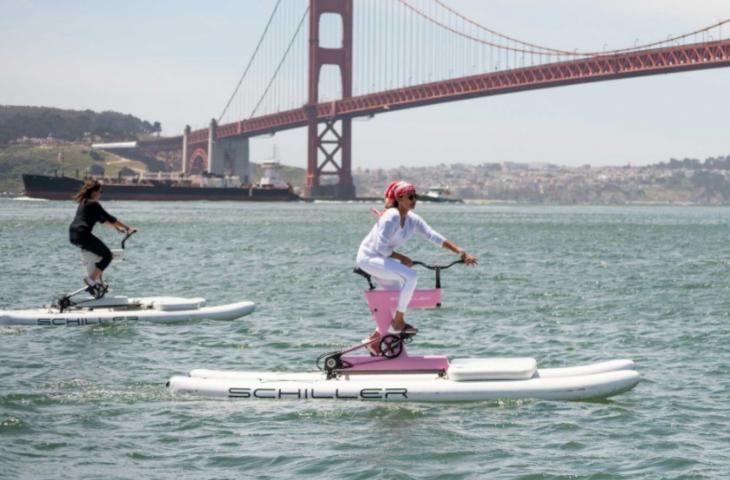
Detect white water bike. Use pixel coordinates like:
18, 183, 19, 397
167, 261, 639, 402
65, 229, 139, 304
0, 231, 255, 326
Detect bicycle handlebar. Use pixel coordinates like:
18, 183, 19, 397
411, 259, 465, 270
121, 230, 137, 249
354, 259, 467, 290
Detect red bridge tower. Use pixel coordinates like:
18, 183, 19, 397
305, 0, 355, 199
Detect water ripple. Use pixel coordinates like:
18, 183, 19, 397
2, 201, 730, 478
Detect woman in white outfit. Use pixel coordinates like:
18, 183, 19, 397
356, 181, 477, 348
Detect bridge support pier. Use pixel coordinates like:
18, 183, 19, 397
304, 0, 355, 200
207, 119, 250, 181
182, 125, 191, 175
305, 116, 355, 199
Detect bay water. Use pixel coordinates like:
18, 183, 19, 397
1, 199, 729, 479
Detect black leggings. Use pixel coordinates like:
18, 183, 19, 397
70, 232, 112, 271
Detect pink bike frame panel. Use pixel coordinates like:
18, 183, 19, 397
341, 288, 449, 372
365, 288, 442, 335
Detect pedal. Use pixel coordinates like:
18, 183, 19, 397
93, 284, 107, 299
84, 283, 107, 299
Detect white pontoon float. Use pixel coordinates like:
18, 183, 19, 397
1, 231, 255, 326
168, 261, 638, 402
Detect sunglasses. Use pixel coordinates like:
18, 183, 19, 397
406, 194, 417, 201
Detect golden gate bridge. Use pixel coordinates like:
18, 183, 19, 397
152, 0, 730, 199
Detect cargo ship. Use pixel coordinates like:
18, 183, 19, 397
22, 162, 302, 202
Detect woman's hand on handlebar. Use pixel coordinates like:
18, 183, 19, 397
461, 252, 478, 266
117, 226, 137, 234
444, 240, 477, 266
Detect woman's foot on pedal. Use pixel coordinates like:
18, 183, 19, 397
84, 276, 100, 294
361, 332, 382, 356
83, 277, 107, 298
93, 283, 108, 299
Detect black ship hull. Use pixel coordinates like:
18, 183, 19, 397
22, 174, 302, 201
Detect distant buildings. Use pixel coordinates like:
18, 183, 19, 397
9, 135, 72, 146
354, 158, 730, 204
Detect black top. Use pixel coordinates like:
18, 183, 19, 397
69, 200, 117, 235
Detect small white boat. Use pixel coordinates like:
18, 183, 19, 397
167, 358, 639, 402
0, 295, 255, 326
419, 186, 463, 203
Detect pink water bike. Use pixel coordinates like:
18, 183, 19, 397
317, 259, 465, 378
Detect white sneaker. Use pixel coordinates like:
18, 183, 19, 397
361, 332, 381, 357
391, 323, 418, 336
83, 276, 102, 297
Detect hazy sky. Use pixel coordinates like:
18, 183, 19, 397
2, 0, 729, 169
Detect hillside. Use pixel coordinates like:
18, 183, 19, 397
0, 141, 307, 194
0, 105, 312, 194
354, 155, 730, 204
0, 105, 159, 145
4, 106, 730, 203
0, 144, 147, 193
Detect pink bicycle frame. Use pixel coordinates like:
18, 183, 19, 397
340, 288, 450, 373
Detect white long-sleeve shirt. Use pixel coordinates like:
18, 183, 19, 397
357, 208, 446, 259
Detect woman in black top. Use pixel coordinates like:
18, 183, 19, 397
69, 180, 135, 289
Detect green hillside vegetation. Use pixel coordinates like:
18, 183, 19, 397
0, 105, 161, 193
0, 105, 160, 144
0, 144, 146, 193
0, 141, 307, 194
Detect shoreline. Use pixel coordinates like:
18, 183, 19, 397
0, 194, 718, 207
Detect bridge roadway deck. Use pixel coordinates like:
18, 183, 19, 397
181, 39, 730, 146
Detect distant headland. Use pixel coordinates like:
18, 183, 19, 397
354, 157, 730, 204
2, 105, 729, 204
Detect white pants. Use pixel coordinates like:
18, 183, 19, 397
356, 255, 417, 313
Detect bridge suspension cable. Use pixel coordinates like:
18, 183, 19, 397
404, 0, 730, 57
215, 0, 730, 126
250, 6, 310, 118
431, 0, 581, 56
218, 0, 283, 122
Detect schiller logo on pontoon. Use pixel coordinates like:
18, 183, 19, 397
36, 316, 140, 326
228, 387, 408, 400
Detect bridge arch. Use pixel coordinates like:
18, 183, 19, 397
188, 148, 208, 174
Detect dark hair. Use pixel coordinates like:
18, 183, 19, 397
73, 180, 102, 203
